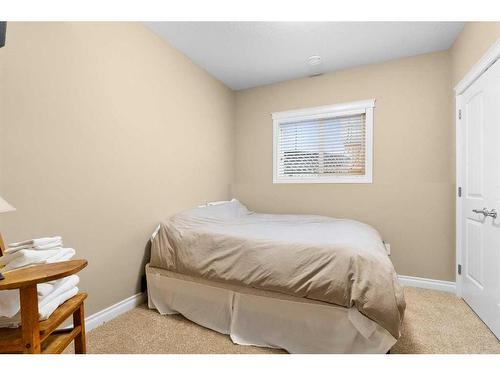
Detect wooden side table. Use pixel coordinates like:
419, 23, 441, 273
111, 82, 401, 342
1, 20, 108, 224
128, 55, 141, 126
0, 259, 88, 354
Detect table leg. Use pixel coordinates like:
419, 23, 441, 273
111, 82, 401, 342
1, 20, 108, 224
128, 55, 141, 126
19, 285, 41, 354
73, 303, 86, 354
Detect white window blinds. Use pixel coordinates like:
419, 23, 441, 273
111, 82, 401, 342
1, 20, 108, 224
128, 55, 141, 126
273, 100, 374, 183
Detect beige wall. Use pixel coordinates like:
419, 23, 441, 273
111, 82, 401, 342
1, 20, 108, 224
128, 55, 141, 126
451, 22, 500, 86
0, 22, 234, 315
232, 22, 500, 282
2, 22, 500, 315
232, 51, 455, 281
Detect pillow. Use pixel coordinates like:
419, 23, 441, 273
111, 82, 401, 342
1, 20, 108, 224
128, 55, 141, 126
208, 200, 232, 206
182, 199, 250, 220
197, 199, 232, 208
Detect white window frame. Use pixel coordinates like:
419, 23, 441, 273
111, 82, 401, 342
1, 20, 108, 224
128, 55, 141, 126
272, 99, 375, 184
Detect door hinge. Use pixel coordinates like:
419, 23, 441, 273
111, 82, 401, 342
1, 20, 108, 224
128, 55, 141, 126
458, 109, 462, 120
458, 264, 462, 275
458, 187, 462, 197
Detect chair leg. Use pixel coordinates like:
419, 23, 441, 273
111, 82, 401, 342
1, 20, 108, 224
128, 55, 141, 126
20, 285, 41, 354
72, 303, 86, 354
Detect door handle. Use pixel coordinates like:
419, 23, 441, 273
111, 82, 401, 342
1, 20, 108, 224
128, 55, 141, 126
472, 208, 498, 219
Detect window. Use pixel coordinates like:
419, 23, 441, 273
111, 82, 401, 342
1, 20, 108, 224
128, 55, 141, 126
272, 99, 374, 184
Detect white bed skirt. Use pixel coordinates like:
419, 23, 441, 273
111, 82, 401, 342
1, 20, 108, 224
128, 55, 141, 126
146, 264, 396, 354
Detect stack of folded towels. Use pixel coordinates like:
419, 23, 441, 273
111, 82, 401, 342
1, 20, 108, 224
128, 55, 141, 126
0, 236, 79, 328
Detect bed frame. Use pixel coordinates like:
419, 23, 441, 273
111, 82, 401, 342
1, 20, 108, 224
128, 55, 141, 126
146, 264, 396, 354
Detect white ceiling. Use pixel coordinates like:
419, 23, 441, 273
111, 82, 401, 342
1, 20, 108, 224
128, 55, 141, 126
145, 22, 465, 91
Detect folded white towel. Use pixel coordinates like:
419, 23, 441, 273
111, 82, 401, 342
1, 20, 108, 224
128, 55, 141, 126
39, 275, 79, 308
4, 244, 32, 254
37, 283, 54, 298
0, 248, 75, 272
45, 248, 75, 264
7, 236, 62, 248
0, 287, 79, 327
38, 287, 79, 320
0, 276, 79, 320
0, 290, 20, 318
0, 275, 80, 318
5, 238, 63, 254
33, 239, 63, 250
0, 249, 62, 271
0, 248, 61, 271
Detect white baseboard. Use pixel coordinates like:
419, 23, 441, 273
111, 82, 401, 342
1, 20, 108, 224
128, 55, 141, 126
85, 292, 146, 332
398, 275, 456, 294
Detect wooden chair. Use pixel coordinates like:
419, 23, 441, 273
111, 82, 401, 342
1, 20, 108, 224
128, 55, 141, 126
0, 260, 88, 354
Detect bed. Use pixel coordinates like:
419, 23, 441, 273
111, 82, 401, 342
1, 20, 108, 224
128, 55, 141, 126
146, 199, 405, 353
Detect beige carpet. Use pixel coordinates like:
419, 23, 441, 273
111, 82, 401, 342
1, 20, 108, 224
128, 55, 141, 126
65, 287, 500, 354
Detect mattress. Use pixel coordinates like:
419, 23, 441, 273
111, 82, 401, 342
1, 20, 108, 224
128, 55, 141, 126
146, 264, 396, 353
150, 199, 405, 338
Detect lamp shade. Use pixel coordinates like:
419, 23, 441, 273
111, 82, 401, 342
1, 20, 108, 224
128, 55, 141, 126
0, 195, 15, 214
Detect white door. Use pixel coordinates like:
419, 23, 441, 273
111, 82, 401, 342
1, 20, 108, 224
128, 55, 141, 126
459, 57, 500, 338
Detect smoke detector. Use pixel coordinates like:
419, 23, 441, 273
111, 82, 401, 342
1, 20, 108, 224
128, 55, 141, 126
307, 55, 323, 77
308, 55, 322, 66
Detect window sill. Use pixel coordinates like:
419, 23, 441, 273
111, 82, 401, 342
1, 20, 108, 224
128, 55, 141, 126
273, 177, 373, 184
